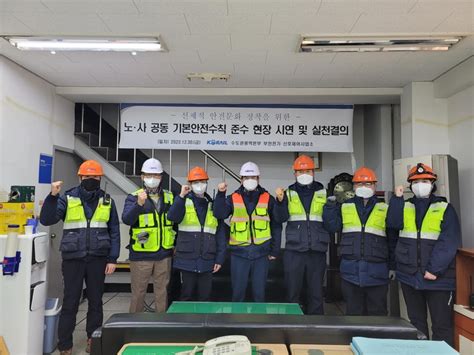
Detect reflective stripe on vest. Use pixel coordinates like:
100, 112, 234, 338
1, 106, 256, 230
287, 189, 327, 222
130, 189, 175, 251
399, 201, 448, 240
63, 195, 111, 230
229, 192, 271, 246
341, 202, 388, 237
178, 198, 218, 234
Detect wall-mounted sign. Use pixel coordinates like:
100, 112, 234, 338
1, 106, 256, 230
119, 104, 353, 152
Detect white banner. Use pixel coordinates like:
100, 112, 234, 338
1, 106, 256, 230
119, 104, 353, 152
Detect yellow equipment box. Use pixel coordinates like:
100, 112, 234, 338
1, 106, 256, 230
0, 202, 35, 234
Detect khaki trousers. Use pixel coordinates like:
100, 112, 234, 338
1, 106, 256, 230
129, 257, 171, 313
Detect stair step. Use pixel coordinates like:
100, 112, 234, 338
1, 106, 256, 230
75, 131, 99, 147
91, 146, 108, 160
126, 175, 142, 186
107, 147, 117, 160
75, 132, 92, 146
110, 161, 134, 175
91, 146, 117, 161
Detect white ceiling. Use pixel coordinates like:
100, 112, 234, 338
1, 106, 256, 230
0, 0, 473, 89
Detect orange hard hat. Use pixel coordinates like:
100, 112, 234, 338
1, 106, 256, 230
78, 160, 103, 176
407, 163, 437, 182
187, 166, 209, 182
293, 155, 315, 171
353, 167, 377, 183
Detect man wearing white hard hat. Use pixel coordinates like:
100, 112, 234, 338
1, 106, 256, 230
214, 161, 282, 302
122, 158, 176, 312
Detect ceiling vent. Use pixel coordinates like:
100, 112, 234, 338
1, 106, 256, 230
299, 35, 463, 53
186, 72, 231, 82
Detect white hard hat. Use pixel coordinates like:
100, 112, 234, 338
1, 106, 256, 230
240, 162, 260, 177
141, 158, 163, 174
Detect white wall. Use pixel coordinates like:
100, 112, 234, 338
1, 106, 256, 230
0, 56, 75, 212
447, 85, 474, 247
400, 84, 413, 159
401, 82, 449, 157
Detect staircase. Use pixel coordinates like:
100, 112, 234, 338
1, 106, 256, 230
73, 103, 239, 194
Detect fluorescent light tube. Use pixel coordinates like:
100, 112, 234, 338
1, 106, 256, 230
4, 36, 165, 52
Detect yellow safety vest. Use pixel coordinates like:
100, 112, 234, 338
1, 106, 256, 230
400, 201, 448, 240
64, 195, 111, 230
229, 192, 271, 246
130, 189, 175, 252
287, 189, 326, 222
178, 198, 218, 235
341, 202, 388, 237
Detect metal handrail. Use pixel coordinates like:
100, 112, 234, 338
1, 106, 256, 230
200, 150, 240, 182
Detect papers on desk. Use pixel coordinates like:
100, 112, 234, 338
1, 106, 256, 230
350, 337, 458, 355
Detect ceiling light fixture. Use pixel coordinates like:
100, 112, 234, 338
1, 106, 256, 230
3, 36, 166, 52
299, 35, 463, 53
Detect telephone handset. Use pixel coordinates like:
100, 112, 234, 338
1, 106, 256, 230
174, 335, 252, 355
203, 335, 251, 355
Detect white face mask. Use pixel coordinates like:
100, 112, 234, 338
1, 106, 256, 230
192, 182, 207, 195
144, 177, 161, 189
355, 186, 374, 199
296, 173, 313, 185
243, 179, 258, 191
412, 182, 432, 198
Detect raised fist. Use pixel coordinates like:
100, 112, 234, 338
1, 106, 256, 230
395, 185, 404, 198
180, 184, 191, 198
51, 181, 63, 196
137, 190, 148, 206
275, 187, 285, 202
218, 182, 227, 193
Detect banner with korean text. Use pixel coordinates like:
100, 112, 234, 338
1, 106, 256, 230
119, 104, 353, 152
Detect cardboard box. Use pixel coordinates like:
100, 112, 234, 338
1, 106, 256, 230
0, 202, 35, 234
0, 336, 10, 355
290, 344, 354, 355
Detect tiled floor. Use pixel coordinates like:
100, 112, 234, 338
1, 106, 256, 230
52, 292, 345, 354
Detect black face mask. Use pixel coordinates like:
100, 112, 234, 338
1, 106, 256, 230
81, 178, 100, 191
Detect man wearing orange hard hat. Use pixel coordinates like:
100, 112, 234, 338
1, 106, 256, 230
167, 167, 226, 301
40, 160, 120, 355
323, 166, 391, 316
274, 155, 330, 314
386, 163, 461, 346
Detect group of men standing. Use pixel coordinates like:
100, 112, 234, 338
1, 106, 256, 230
40, 156, 460, 355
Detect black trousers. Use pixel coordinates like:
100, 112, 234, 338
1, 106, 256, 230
58, 257, 107, 351
401, 283, 454, 347
180, 270, 213, 301
341, 278, 388, 316
284, 250, 326, 315
231, 254, 269, 302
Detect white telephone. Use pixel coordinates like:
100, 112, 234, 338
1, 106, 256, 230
175, 335, 252, 355
203, 335, 251, 355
